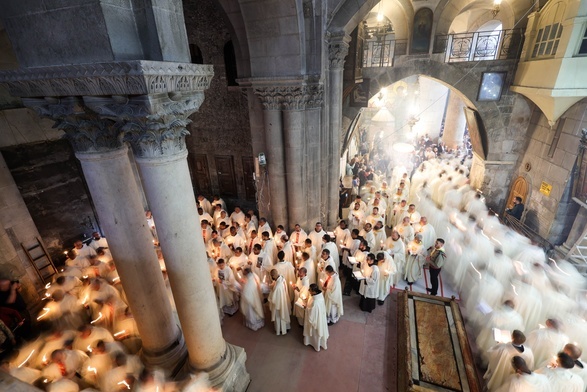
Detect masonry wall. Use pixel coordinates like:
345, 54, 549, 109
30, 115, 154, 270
183, 0, 255, 212
513, 99, 586, 244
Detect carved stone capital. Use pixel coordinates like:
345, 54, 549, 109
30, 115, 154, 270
0, 61, 213, 97
328, 33, 351, 70
253, 84, 323, 111
22, 97, 124, 153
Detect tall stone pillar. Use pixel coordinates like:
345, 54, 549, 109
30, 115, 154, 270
22, 96, 186, 374
442, 90, 467, 149
254, 88, 289, 228
305, 90, 324, 227
327, 34, 351, 227
558, 206, 587, 255
125, 93, 249, 391
283, 106, 306, 231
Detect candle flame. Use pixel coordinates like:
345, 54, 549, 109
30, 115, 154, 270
114, 330, 126, 337
87, 345, 93, 353
82, 295, 89, 305
45, 283, 51, 289
470, 263, 482, 280
90, 312, 103, 324
37, 307, 51, 321
87, 366, 97, 375
18, 349, 35, 368
112, 277, 120, 283
117, 380, 131, 390
549, 258, 571, 276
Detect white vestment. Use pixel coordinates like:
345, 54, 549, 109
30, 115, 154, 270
495, 372, 550, 392
537, 367, 584, 392
308, 229, 326, 250
526, 328, 569, 368
323, 273, 343, 323
240, 273, 265, 331
303, 292, 329, 352
268, 275, 291, 335
273, 260, 296, 300
293, 276, 310, 325
484, 343, 535, 391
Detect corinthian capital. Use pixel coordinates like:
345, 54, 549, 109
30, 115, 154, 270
328, 33, 351, 70
254, 83, 324, 111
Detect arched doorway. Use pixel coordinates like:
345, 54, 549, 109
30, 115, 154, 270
506, 175, 529, 214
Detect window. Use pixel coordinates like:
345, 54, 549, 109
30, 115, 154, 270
578, 25, 587, 55
531, 23, 563, 58
223, 41, 238, 87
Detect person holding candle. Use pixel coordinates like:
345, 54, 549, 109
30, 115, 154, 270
323, 265, 343, 325
292, 267, 310, 326
359, 253, 379, 313
214, 259, 239, 316
268, 269, 291, 336
273, 251, 296, 302
303, 284, 329, 352
240, 268, 265, 331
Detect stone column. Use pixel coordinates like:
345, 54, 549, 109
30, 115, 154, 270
442, 90, 467, 149
305, 100, 323, 227
255, 88, 289, 228
558, 206, 587, 255
22, 96, 186, 374
283, 105, 306, 231
125, 93, 249, 391
327, 34, 350, 227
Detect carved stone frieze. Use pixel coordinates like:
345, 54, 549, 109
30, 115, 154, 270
254, 84, 324, 111
328, 33, 351, 70
0, 61, 213, 98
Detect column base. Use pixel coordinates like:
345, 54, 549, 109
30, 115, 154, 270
193, 343, 250, 392
140, 327, 189, 377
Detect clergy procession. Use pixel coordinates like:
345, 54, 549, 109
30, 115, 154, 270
1, 137, 587, 392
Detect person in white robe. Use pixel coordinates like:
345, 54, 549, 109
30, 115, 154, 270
268, 269, 291, 335
536, 352, 584, 392
273, 226, 287, 249
303, 284, 329, 352
375, 252, 393, 303
228, 247, 248, 278
342, 229, 361, 270
359, 223, 376, 250
308, 222, 326, 249
323, 265, 343, 324
477, 301, 526, 364
101, 352, 143, 392
209, 239, 232, 262
261, 232, 278, 265
250, 244, 270, 283
322, 235, 339, 267
89, 232, 111, 258
280, 235, 297, 266
225, 227, 246, 252
292, 267, 310, 325
396, 217, 415, 246
348, 203, 366, 232
413, 217, 437, 250
484, 330, 535, 391
290, 224, 308, 250
526, 319, 569, 367
390, 200, 408, 228
198, 208, 214, 228
244, 230, 262, 255
273, 251, 296, 301
197, 195, 213, 215
365, 207, 384, 229
406, 204, 421, 225
317, 249, 337, 290
239, 268, 265, 331
371, 221, 387, 253
359, 253, 379, 313
404, 234, 425, 286
334, 221, 351, 257
73, 325, 114, 354
300, 252, 317, 285
211, 195, 227, 211
214, 259, 239, 316
258, 218, 273, 238
230, 207, 246, 228
302, 239, 318, 268
81, 340, 113, 387
385, 230, 405, 287
73, 240, 97, 268
563, 343, 587, 387
495, 356, 550, 392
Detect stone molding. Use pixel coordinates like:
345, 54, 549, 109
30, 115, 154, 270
254, 84, 324, 111
328, 33, 351, 70
22, 91, 205, 158
0, 61, 213, 98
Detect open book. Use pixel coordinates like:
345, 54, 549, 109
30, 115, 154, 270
353, 271, 366, 280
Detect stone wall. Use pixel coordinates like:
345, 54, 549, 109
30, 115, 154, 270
1, 140, 99, 262
183, 0, 255, 212
512, 99, 586, 244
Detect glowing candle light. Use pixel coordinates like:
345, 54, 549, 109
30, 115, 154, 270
90, 312, 103, 324
87, 366, 97, 375
113, 330, 126, 337
45, 282, 51, 289
117, 381, 131, 390
18, 349, 35, 368
37, 307, 51, 321
87, 345, 93, 353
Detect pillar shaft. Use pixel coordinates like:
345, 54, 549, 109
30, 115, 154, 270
305, 108, 322, 227
442, 90, 467, 149
263, 109, 289, 227
327, 35, 350, 227
283, 109, 306, 230
76, 146, 186, 372
135, 151, 225, 367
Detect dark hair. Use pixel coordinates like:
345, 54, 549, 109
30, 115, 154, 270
277, 251, 285, 260
511, 356, 531, 374
515, 196, 522, 203
325, 265, 334, 273
309, 283, 321, 295
437, 238, 445, 244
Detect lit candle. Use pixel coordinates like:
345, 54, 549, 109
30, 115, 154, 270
18, 349, 35, 368
45, 282, 51, 289
90, 312, 103, 324
87, 366, 97, 375
113, 330, 126, 337
36, 307, 50, 321
117, 381, 131, 390
87, 344, 92, 353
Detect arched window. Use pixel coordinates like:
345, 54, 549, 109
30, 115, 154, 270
224, 41, 238, 86
189, 44, 203, 64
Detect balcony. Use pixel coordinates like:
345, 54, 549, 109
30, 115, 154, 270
362, 29, 524, 68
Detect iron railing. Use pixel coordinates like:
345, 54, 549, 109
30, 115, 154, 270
363, 29, 524, 67
439, 29, 524, 63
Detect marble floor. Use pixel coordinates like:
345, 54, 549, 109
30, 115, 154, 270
221, 288, 398, 392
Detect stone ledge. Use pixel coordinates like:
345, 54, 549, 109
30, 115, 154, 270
0, 61, 214, 98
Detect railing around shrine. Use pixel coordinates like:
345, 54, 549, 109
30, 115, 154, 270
433, 29, 525, 63
362, 29, 524, 67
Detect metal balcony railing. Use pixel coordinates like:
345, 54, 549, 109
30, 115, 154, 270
435, 29, 524, 63
362, 29, 524, 67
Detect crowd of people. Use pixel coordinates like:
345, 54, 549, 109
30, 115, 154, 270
1, 133, 586, 391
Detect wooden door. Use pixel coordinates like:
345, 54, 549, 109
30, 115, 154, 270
506, 176, 528, 209
242, 156, 256, 200
190, 154, 211, 195
215, 156, 237, 197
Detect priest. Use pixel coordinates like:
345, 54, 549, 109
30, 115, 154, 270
268, 269, 291, 336
239, 268, 265, 331
303, 284, 329, 352
323, 265, 343, 324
